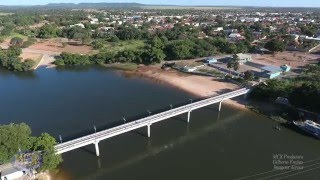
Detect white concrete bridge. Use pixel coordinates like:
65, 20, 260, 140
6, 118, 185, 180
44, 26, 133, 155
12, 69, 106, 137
55, 88, 250, 156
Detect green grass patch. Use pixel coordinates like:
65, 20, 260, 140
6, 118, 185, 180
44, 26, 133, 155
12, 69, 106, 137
9, 32, 28, 40
0, 32, 28, 42
104, 40, 145, 53
102, 63, 139, 71
30, 55, 43, 69
197, 68, 223, 75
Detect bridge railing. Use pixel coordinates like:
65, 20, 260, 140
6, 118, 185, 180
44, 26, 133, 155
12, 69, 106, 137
55, 88, 249, 147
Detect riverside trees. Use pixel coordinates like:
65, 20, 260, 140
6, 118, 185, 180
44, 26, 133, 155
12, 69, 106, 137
0, 123, 62, 171
0, 46, 35, 71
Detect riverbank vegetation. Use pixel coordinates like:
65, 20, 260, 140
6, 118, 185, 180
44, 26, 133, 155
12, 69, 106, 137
0, 46, 35, 71
249, 62, 320, 113
54, 34, 252, 67
0, 123, 62, 171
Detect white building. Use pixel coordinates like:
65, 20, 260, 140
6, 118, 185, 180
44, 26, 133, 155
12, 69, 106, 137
214, 27, 224, 32
0, 167, 25, 180
70, 23, 85, 28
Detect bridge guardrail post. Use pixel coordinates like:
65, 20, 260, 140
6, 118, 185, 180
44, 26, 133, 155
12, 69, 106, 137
94, 140, 100, 157
187, 110, 192, 123
219, 100, 223, 112
147, 124, 151, 138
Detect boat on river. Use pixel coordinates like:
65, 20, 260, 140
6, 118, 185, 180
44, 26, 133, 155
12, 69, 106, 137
293, 120, 320, 139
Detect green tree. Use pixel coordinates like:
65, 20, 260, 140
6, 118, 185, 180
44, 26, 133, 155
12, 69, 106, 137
7, 46, 22, 57
265, 39, 286, 52
21, 59, 35, 71
37, 24, 59, 39
31, 133, 62, 171
91, 39, 105, 49
227, 55, 240, 72
145, 47, 166, 64
289, 83, 320, 112
165, 40, 194, 60
10, 37, 24, 47
244, 70, 254, 81
0, 123, 32, 163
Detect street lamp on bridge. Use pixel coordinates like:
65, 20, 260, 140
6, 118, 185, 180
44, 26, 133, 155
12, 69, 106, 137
59, 135, 62, 143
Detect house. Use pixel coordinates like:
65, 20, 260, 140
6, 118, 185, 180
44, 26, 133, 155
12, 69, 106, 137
70, 23, 85, 28
90, 18, 99, 24
204, 57, 218, 64
100, 27, 114, 31
182, 65, 204, 72
261, 65, 282, 79
235, 53, 252, 64
280, 64, 291, 72
229, 33, 242, 39
213, 27, 223, 32
0, 167, 25, 180
182, 66, 197, 72
254, 47, 272, 54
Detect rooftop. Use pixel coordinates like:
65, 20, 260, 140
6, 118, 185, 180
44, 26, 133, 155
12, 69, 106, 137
236, 53, 251, 59
261, 65, 282, 73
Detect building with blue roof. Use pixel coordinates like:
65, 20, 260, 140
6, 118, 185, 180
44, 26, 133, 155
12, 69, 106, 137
204, 57, 218, 64
261, 65, 282, 79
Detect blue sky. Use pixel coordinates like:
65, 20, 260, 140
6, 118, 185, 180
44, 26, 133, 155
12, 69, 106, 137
1, 0, 320, 7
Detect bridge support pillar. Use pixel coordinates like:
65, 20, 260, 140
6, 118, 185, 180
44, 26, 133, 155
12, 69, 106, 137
187, 110, 191, 123
94, 141, 100, 157
147, 124, 151, 138
218, 101, 223, 112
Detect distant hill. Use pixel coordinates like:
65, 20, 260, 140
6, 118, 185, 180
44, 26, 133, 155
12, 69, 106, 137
0, 3, 318, 11
45, 2, 144, 8
0, 3, 145, 10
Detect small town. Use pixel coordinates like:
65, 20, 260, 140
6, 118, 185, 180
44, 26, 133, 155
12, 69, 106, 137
0, 2, 320, 180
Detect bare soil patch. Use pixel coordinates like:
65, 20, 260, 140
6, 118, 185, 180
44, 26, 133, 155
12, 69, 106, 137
136, 65, 239, 97
253, 51, 319, 68
28, 38, 97, 54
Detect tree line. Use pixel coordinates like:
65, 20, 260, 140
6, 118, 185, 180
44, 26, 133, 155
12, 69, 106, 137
55, 35, 255, 66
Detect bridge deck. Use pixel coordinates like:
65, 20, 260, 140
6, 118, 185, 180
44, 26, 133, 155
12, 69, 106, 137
55, 88, 249, 154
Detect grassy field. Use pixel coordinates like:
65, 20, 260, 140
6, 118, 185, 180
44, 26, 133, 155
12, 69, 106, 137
8, 32, 28, 40
198, 68, 223, 75
31, 55, 43, 69
0, 32, 28, 42
104, 40, 145, 52
102, 62, 139, 71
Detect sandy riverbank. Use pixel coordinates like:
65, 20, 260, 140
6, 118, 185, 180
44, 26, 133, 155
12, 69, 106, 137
132, 65, 247, 110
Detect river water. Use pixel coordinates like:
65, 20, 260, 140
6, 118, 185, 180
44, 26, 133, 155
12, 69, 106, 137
0, 66, 319, 180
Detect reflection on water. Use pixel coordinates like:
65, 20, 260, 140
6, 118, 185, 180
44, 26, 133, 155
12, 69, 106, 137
79, 111, 244, 180
0, 66, 38, 79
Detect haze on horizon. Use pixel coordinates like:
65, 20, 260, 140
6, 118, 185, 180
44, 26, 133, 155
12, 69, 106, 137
1, 0, 320, 7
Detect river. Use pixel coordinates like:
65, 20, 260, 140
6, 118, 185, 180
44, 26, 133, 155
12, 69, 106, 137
0, 66, 319, 180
